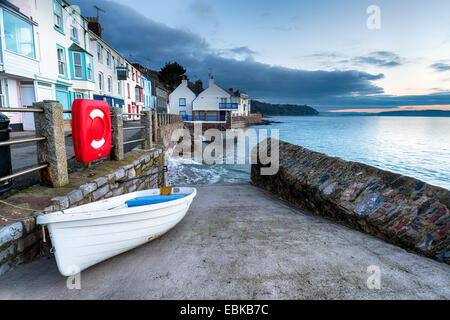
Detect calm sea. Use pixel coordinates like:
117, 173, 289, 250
168, 116, 450, 190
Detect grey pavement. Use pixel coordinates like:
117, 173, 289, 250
0, 183, 449, 299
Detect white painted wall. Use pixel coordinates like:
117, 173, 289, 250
87, 31, 125, 101
193, 77, 230, 111
169, 79, 195, 115
124, 62, 143, 120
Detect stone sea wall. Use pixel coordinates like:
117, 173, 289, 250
0, 149, 164, 276
251, 139, 450, 264
231, 114, 263, 128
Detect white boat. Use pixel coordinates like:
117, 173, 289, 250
36, 187, 197, 276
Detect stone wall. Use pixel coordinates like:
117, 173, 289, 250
45, 149, 164, 212
251, 139, 450, 264
0, 149, 164, 276
231, 114, 263, 128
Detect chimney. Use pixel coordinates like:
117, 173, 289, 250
87, 17, 102, 38
208, 75, 214, 87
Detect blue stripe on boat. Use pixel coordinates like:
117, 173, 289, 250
125, 194, 188, 207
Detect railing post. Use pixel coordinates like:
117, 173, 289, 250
33, 101, 68, 187
141, 110, 153, 149
110, 104, 124, 160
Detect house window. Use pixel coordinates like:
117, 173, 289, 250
107, 76, 112, 93
0, 80, 5, 108
57, 47, 66, 76
98, 72, 104, 91
118, 82, 122, 96
75, 92, 83, 99
97, 43, 103, 63
127, 83, 130, 98
132, 70, 135, 81
70, 16, 78, 40
87, 57, 93, 81
179, 98, 186, 106
106, 50, 111, 67
220, 98, 227, 103
73, 52, 83, 78
53, 0, 63, 31
135, 87, 139, 102
3, 10, 36, 59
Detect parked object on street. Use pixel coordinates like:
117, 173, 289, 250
0, 113, 13, 194
36, 187, 197, 276
72, 99, 111, 163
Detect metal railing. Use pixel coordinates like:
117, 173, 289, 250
0, 107, 49, 182
219, 103, 239, 110
182, 115, 226, 122
0, 103, 183, 188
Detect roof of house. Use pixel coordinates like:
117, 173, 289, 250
68, 43, 92, 56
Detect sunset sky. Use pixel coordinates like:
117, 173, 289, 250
72, 0, 450, 112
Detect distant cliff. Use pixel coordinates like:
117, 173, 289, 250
251, 100, 319, 116
375, 110, 450, 117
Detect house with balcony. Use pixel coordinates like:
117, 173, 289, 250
189, 76, 237, 122
168, 77, 195, 118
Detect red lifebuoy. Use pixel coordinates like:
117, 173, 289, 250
72, 99, 111, 163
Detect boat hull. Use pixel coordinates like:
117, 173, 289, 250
37, 187, 196, 276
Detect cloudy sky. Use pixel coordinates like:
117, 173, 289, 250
71, 0, 450, 112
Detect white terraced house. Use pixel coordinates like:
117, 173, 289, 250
168, 78, 195, 118
87, 18, 127, 111
188, 76, 238, 122
0, 0, 94, 130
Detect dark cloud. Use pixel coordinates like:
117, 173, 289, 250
430, 62, 450, 72
188, 0, 218, 27
72, 0, 439, 110
228, 46, 258, 56
353, 51, 402, 67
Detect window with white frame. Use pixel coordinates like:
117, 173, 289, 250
70, 16, 78, 40
0, 80, 5, 108
106, 50, 111, 67
107, 76, 112, 93
3, 11, 36, 59
53, 0, 62, 30
98, 72, 104, 91
57, 47, 66, 76
75, 92, 83, 99
73, 52, 83, 78
87, 57, 93, 81
135, 87, 140, 102
179, 98, 186, 106
97, 43, 103, 63
118, 82, 122, 96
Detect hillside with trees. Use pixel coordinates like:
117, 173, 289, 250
251, 100, 319, 116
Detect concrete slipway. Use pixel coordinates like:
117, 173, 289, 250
0, 183, 449, 299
